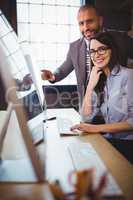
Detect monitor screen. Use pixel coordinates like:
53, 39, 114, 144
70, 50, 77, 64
0, 9, 46, 182
0, 10, 47, 118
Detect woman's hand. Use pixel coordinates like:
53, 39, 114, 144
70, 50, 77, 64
87, 66, 102, 91
71, 123, 101, 134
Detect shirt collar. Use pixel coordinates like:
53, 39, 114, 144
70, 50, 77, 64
84, 38, 90, 49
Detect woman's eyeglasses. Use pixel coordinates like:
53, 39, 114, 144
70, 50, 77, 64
89, 46, 109, 58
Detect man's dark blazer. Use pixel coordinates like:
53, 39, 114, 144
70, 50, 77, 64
52, 32, 133, 108
54, 37, 86, 108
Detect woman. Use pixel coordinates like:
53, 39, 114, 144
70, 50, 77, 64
71, 32, 133, 163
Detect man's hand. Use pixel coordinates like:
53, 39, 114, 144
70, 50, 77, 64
41, 69, 55, 81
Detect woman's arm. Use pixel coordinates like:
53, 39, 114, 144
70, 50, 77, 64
98, 121, 133, 133
71, 121, 133, 134
82, 67, 102, 116
82, 88, 93, 116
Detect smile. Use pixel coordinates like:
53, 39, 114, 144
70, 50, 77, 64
95, 59, 104, 63
85, 30, 95, 37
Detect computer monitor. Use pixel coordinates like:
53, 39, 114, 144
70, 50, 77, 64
0, 8, 48, 140
0, 9, 46, 182
0, 9, 46, 109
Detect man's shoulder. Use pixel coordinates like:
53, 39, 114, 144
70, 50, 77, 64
70, 38, 84, 47
106, 30, 132, 42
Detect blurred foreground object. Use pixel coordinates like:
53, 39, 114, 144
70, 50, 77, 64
49, 169, 107, 200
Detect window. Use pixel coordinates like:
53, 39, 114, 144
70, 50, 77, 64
17, 0, 81, 85
0, 10, 29, 80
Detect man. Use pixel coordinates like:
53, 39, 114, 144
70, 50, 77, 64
41, 4, 103, 108
41, 4, 133, 109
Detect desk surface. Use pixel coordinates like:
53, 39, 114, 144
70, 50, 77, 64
0, 108, 133, 200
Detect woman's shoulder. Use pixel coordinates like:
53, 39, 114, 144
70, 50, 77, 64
112, 65, 132, 76
119, 66, 133, 84
120, 65, 133, 71
119, 65, 133, 75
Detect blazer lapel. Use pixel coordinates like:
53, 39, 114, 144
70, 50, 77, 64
78, 39, 86, 85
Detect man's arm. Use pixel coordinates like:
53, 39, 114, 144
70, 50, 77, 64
41, 45, 74, 83
53, 48, 74, 82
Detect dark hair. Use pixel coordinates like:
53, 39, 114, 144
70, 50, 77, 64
90, 31, 120, 71
90, 31, 121, 105
78, 4, 101, 16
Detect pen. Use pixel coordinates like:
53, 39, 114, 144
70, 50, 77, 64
43, 117, 56, 123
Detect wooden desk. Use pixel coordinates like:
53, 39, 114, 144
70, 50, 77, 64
0, 108, 133, 200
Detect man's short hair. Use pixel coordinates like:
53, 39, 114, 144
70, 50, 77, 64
78, 4, 101, 16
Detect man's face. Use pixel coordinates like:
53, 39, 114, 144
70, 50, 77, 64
77, 8, 103, 40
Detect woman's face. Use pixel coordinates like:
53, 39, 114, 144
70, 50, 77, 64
90, 39, 111, 69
